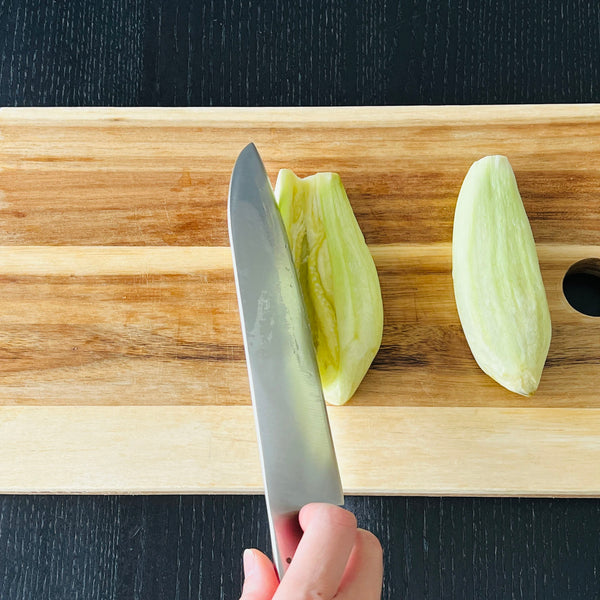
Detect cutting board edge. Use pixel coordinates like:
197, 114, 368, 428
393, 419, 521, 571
2, 103, 600, 126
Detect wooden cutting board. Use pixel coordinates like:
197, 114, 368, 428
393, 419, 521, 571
0, 105, 599, 495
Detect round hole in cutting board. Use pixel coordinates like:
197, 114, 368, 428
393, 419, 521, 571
562, 259, 600, 317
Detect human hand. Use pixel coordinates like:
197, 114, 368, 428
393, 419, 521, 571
239, 503, 383, 599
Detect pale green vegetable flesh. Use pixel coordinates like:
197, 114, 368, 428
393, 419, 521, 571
274, 169, 383, 405
452, 155, 552, 396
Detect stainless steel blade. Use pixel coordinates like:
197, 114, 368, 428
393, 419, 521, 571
228, 143, 343, 578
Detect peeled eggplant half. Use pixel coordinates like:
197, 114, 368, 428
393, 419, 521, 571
452, 155, 552, 396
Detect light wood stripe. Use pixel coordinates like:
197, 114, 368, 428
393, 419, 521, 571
0, 243, 596, 275
1, 405, 599, 495
0, 246, 232, 275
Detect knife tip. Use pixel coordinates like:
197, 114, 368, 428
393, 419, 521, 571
241, 141, 259, 157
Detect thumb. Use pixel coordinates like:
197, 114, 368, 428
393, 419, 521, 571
239, 549, 279, 600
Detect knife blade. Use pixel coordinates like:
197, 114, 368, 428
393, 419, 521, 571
228, 143, 344, 578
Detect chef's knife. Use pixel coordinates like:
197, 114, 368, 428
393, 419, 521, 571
228, 143, 344, 578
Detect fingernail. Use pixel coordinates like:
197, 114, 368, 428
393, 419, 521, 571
243, 549, 256, 577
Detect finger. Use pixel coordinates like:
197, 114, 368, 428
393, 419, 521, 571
274, 503, 357, 599
336, 529, 384, 600
239, 548, 279, 600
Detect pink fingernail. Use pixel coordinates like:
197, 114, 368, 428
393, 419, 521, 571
243, 549, 256, 576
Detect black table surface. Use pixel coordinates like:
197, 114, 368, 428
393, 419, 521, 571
1, 1, 599, 598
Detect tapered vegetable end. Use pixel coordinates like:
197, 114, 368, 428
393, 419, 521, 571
274, 169, 383, 405
452, 155, 552, 396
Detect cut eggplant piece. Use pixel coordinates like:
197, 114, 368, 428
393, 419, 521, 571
274, 169, 383, 405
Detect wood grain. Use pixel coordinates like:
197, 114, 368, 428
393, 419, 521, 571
1, 0, 599, 109
0, 105, 599, 245
2, 405, 600, 496
0, 106, 599, 494
2, 493, 598, 600
0, 244, 597, 408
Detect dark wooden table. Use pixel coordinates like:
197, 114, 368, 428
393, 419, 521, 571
1, 1, 599, 598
